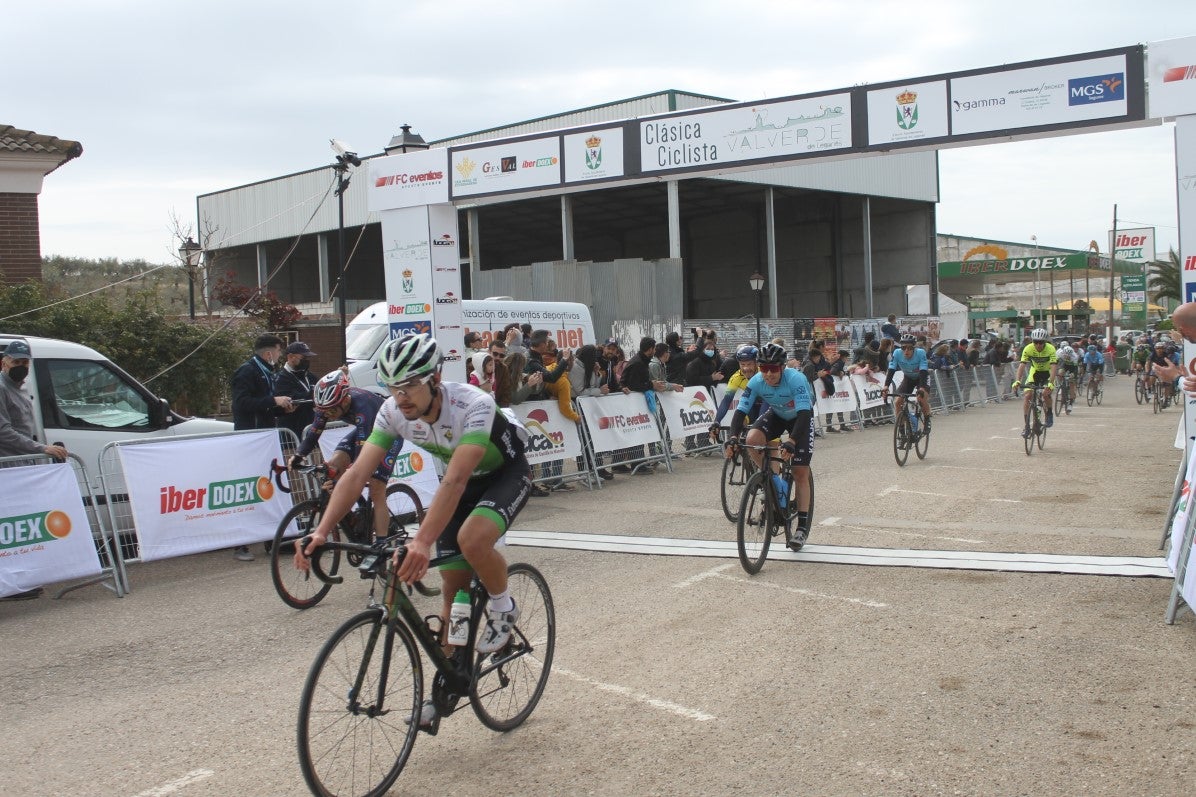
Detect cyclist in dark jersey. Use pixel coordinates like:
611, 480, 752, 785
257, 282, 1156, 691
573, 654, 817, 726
289, 370, 403, 542
297, 334, 531, 663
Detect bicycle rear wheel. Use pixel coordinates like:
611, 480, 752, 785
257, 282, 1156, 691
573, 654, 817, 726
720, 453, 750, 523
1054, 384, 1065, 415
271, 499, 340, 610
384, 482, 426, 537
1096, 383, 1104, 406
736, 472, 773, 574
470, 562, 556, 731
298, 609, 421, 797
914, 410, 930, 460
892, 409, 911, 466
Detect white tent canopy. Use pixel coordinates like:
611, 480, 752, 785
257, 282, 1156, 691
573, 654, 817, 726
906, 285, 967, 341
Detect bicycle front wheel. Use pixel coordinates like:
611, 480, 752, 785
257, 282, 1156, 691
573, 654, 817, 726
720, 453, 749, 523
915, 411, 930, 460
1154, 387, 1161, 414
1135, 378, 1145, 404
298, 609, 422, 797
736, 472, 773, 574
893, 410, 911, 466
1096, 383, 1104, 406
272, 499, 339, 610
471, 563, 556, 731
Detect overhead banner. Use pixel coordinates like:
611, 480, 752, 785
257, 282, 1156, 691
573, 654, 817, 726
866, 81, 950, 145
0, 463, 101, 597
563, 127, 625, 183
450, 136, 561, 198
657, 386, 718, 441
1147, 36, 1196, 119
938, 252, 1139, 278
638, 93, 852, 174
117, 431, 291, 561
577, 393, 661, 453
368, 149, 450, 211
949, 52, 1130, 136
512, 400, 583, 465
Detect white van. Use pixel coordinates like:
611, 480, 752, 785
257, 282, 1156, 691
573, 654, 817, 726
345, 298, 596, 392
0, 335, 232, 476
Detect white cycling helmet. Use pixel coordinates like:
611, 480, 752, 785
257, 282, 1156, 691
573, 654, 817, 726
313, 370, 350, 410
1030, 328, 1048, 342
377, 333, 442, 386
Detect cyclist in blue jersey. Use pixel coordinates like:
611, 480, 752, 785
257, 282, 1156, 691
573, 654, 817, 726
1081, 344, 1105, 393
726, 342, 815, 549
881, 334, 932, 432
289, 370, 404, 542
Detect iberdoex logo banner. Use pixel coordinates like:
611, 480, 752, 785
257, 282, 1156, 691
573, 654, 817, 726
159, 475, 274, 517
0, 509, 73, 551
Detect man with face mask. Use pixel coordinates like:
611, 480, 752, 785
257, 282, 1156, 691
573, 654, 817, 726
229, 334, 292, 561
274, 340, 317, 438
0, 340, 68, 462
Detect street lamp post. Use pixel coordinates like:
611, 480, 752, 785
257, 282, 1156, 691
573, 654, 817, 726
178, 236, 202, 320
1030, 234, 1040, 331
749, 271, 765, 344
330, 140, 362, 366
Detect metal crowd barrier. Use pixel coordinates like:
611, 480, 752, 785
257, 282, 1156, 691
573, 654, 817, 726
0, 451, 123, 599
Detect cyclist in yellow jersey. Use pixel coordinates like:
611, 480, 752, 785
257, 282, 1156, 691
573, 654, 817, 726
1011, 328, 1059, 438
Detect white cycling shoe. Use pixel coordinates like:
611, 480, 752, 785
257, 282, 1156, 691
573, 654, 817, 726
477, 600, 520, 654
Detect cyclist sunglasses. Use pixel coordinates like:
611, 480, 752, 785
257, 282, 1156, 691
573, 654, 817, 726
758, 363, 783, 374
387, 373, 434, 397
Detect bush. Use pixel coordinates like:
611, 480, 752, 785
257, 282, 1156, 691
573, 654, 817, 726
0, 282, 257, 416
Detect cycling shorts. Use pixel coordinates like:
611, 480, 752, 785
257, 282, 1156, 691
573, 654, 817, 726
1029, 371, 1050, 387
435, 459, 532, 570
751, 408, 814, 467
895, 379, 923, 398
1085, 363, 1103, 374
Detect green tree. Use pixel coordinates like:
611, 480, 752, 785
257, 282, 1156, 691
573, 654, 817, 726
0, 282, 256, 416
1147, 248, 1181, 306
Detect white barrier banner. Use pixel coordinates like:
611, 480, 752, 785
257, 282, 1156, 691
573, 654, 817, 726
118, 431, 291, 561
513, 400, 582, 465
313, 425, 440, 515
849, 371, 889, 410
813, 375, 857, 415
1167, 443, 1196, 574
0, 463, 101, 596
658, 386, 718, 439
577, 393, 661, 453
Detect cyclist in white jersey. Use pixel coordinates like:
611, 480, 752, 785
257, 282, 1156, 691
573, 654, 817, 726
296, 333, 532, 667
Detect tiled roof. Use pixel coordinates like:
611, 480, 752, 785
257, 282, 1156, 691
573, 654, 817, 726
0, 125, 83, 172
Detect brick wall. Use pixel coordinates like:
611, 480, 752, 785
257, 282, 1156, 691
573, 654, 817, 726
0, 192, 42, 285
292, 320, 347, 375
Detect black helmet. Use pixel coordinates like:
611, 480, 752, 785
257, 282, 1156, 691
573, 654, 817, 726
758, 342, 787, 364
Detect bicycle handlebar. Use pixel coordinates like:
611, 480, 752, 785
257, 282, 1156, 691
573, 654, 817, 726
269, 458, 339, 495
300, 536, 440, 596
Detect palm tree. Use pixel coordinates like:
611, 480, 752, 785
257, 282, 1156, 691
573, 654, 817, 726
1147, 248, 1181, 306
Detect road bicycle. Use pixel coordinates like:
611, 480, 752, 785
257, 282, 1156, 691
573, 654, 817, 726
297, 537, 555, 797
1022, 384, 1047, 456
1055, 370, 1075, 415
266, 460, 425, 609
1133, 370, 1147, 405
714, 427, 756, 523
735, 442, 815, 575
889, 392, 930, 466
1086, 375, 1104, 407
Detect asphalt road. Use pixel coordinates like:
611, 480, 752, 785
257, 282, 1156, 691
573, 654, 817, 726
4, 378, 1194, 797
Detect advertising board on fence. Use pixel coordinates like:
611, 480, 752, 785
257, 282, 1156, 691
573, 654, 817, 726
657, 386, 718, 440
117, 431, 291, 561
316, 424, 440, 513
0, 463, 101, 597
577, 393, 660, 452
849, 371, 889, 411
813, 376, 857, 415
512, 400, 582, 464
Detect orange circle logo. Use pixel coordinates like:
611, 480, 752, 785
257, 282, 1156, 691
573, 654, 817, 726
45, 510, 72, 539
409, 452, 423, 472
423, 304, 431, 313
256, 476, 274, 501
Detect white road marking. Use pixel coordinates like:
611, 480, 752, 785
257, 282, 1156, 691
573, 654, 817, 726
960, 447, 1001, 452
131, 770, 214, 797
706, 570, 889, 608
820, 519, 988, 545
931, 464, 1023, 474
878, 486, 1021, 504
553, 666, 715, 722
671, 562, 736, 589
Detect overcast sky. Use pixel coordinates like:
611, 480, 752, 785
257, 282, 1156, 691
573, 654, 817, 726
6, 1, 1193, 265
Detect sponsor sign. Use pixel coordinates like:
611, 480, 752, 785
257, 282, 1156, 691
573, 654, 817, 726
1109, 227, 1155, 264
563, 127, 625, 182
813, 375, 858, 416
866, 81, 950, 145
849, 372, 888, 411
1176, 116, 1196, 453
451, 137, 561, 197
657, 386, 719, 440
117, 431, 290, 560
1147, 36, 1196, 118
638, 93, 852, 173
311, 425, 441, 513
513, 400, 583, 465
0, 463, 101, 596
576, 393, 662, 452
950, 53, 1129, 135
1121, 273, 1147, 315
368, 148, 450, 211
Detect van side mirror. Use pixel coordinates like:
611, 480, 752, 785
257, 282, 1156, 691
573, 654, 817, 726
150, 398, 171, 427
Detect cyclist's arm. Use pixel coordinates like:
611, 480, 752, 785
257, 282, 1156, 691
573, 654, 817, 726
305, 440, 389, 544
728, 408, 748, 439
396, 442, 487, 583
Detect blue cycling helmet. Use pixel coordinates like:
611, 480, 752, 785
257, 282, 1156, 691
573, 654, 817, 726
1087, 345, 1097, 352
735, 344, 759, 361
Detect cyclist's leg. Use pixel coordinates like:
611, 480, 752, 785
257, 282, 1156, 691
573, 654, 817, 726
918, 386, 932, 422
790, 410, 814, 513
894, 394, 905, 418
367, 477, 389, 540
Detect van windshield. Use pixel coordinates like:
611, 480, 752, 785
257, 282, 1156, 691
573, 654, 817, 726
346, 324, 389, 361
44, 359, 150, 430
